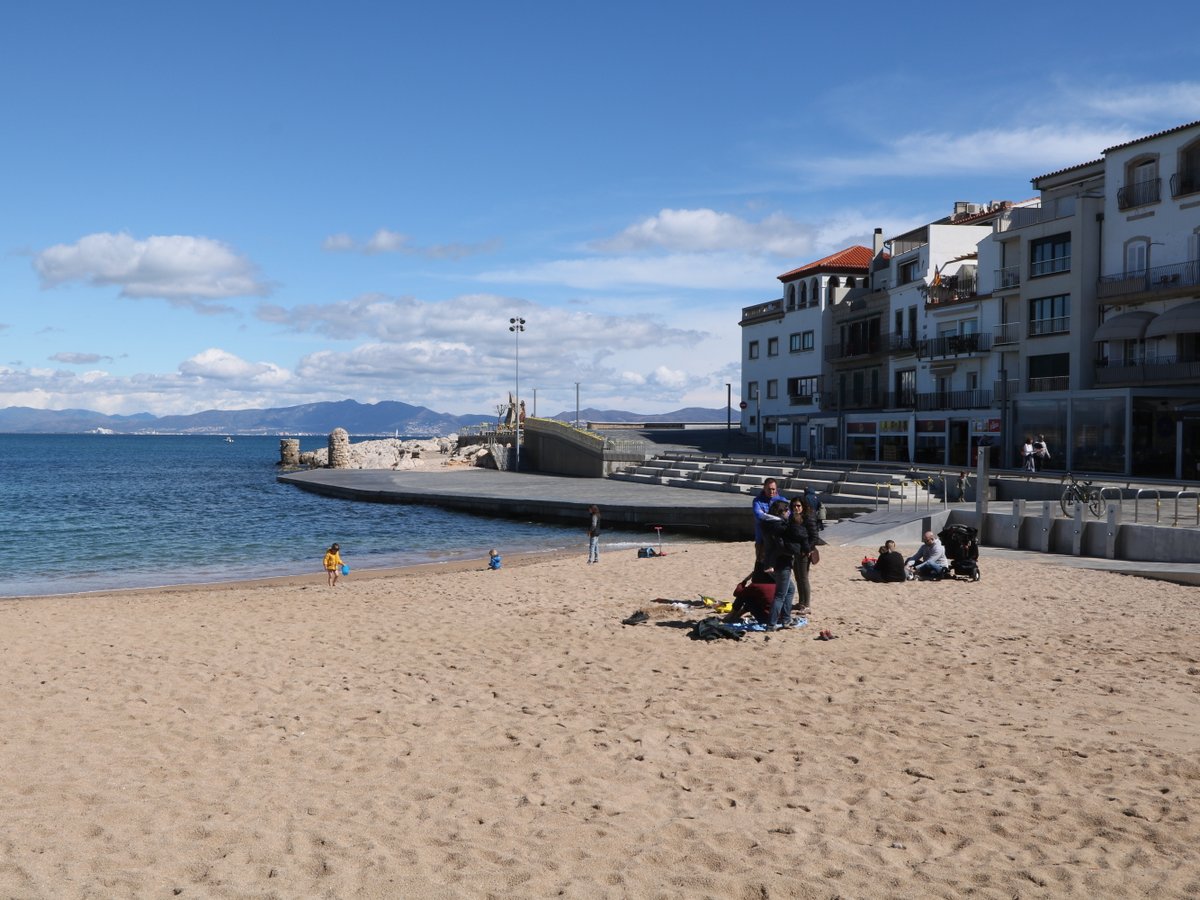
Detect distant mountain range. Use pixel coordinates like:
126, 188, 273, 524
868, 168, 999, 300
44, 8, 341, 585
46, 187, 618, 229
0, 400, 729, 435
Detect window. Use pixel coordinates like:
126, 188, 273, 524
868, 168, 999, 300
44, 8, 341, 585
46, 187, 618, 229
789, 332, 813, 353
785, 284, 796, 310
1125, 239, 1148, 275
799, 282, 807, 306
1030, 234, 1070, 277
1029, 294, 1070, 336
748, 381, 759, 400
767, 337, 779, 356
810, 278, 819, 305
766, 379, 778, 399
748, 341, 759, 359
895, 368, 916, 406
899, 258, 922, 283
1176, 140, 1200, 197
787, 376, 818, 398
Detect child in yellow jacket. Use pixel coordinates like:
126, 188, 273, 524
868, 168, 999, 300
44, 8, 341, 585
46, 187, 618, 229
323, 543, 343, 587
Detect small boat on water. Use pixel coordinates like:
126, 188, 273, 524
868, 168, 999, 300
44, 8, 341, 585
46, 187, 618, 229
224, 436, 234, 443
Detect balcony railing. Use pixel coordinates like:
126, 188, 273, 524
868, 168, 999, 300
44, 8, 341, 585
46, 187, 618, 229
788, 394, 818, 406
1117, 177, 1161, 210
993, 321, 1023, 345
996, 202, 1072, 232
825, 332, 890, 362
1030, 254, 1070, 278
925, 271, 978, 306
1028, 375, 1069, 392
888, 333, 917, 354
739, 298, 784, 325
1097, 258, 1200, 302
914, 389, 992, 411
996, 264, 1021, 290
824, 390, 885, 411
917, 332, 992, 359
1094, 355, 1200, 386
992, 379, 1019, 402
1171, 170, 1200, 199
1028, 315, 1071, 337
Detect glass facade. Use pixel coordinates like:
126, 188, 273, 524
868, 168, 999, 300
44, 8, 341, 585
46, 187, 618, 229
1070, 397, 1126, 474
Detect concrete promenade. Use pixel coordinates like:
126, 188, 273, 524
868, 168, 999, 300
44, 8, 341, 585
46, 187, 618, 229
280, 467, 1200, 584
278, 467, 754, 539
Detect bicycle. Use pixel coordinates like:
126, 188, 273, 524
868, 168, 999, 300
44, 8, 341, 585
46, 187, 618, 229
1060, 473, 1104, 518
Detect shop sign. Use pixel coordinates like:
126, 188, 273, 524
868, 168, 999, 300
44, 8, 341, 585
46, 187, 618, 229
916, 419, 945, 433
846, 421, 877, 434
879, 419, 907, 433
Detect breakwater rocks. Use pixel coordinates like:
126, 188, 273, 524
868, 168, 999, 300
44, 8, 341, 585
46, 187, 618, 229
279, 433, 495, 470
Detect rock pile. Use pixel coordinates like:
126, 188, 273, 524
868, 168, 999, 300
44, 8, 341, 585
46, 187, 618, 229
296, 434, 473, 470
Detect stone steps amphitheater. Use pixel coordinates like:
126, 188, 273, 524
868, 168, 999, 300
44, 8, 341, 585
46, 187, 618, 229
609, 453, 946, 517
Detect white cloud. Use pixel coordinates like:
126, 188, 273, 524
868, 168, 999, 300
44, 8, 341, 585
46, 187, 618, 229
481, 252, 780, 291
592, 208, 819, 257
178, 348, 291, 386
1073, 82, 1200, 125
320, 229, 501, 259
50, 351, 112, 364
34, 232, 271, 302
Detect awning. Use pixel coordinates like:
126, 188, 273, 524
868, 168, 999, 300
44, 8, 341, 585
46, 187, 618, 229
1145, 300, 1200, 338
1093, 310, 1156, 342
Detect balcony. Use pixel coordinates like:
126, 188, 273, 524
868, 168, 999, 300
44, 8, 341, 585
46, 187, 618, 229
1094, 355, 1200, 386
1171, 170, 1200, 199
992, 379, 1019, 402
996, 264, 1021, 291
993, 321, 1022, 346
1097, 259, 1200, 304
925, 270, 978, 306
995, 202, 1071, 232
917, 332, 992, 359
888, 333, 917, 354
739, 299, 784, 326
1028, 375, 1069, 392
1117, 177, 1161, 210
914, 389, 992, 411
825, 332, 890, 362
788, 394, 818, 407
824, 389, 885, 411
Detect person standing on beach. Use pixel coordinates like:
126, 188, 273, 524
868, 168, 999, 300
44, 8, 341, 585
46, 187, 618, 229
759, 498, 797, 630
587, 505, 601, 564
787, 496, 820, 617
323, 543, 343, 587
753, 478, 787, 563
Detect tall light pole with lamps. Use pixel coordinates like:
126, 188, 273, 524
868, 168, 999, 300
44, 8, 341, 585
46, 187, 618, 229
509, 317, 525, 472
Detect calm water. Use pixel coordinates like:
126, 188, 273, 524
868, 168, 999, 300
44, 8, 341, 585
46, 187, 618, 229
0, 435, 654, 598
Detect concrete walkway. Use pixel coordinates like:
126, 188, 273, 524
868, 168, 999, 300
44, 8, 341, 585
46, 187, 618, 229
279, 468, 1200, 585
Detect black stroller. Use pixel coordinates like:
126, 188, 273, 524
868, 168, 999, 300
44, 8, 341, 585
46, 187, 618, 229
938, 524, 981, 581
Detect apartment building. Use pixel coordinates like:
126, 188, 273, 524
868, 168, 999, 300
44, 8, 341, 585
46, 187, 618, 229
737, 119, 1200, 478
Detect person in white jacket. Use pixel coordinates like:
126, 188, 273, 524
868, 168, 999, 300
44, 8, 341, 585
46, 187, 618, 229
906, 531, 949, 579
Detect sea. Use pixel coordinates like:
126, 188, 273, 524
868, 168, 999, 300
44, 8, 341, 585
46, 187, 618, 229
0, 434, 667, 599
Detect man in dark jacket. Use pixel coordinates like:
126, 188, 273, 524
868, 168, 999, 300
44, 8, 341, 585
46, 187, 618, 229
863, 540, 908, 582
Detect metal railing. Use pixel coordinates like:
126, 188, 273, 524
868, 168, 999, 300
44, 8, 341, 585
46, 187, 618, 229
1097, 258, 1200, 301
1028, 375, 1069, 392
917, 332, 992, 358
913, 389, 992, 411
996, 264, 1021, 289
1117, 177, 1161, 210
1028, 315, 1070, 337
1030, 254, 1071, 277
1094, 356, 1200, 385
993, 321, 1022, 345
825, 332, 890, 361
1171, 170, 1200, 198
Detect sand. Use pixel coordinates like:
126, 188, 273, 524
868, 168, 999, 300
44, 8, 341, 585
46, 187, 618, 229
1, 541, 1198, 899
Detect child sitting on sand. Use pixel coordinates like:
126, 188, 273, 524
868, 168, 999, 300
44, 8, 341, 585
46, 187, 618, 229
323, 543, 343, 587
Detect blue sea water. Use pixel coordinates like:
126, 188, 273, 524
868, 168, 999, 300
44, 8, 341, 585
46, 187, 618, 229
0, 434, 659, 598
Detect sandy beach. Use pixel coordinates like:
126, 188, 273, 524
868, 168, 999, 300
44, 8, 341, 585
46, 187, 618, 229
1, 541, 1198, 899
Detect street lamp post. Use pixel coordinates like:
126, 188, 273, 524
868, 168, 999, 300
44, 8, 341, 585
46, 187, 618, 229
725, 383, 732, 458
509, 317, 525, 472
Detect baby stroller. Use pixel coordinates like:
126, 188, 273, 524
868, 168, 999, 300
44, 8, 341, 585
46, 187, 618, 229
937, 524, 981, 581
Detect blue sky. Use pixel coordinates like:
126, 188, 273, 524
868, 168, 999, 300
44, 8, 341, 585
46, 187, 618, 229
2, 1, 1198, 417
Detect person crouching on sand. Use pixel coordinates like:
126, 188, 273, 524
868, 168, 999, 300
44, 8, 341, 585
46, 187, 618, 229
323, 543, 343, 587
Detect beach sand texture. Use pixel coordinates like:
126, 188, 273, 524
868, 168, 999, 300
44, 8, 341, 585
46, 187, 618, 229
1, 542, 1198, 899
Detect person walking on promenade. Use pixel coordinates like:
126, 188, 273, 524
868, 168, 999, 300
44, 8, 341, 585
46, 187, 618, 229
587, 505, 601, 564
753, 478, 787, 563
323, 543, 343, 587
1021, 436, 1036, 472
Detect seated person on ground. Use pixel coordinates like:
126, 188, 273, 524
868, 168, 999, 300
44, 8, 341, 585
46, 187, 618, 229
864, 540, 908, 582
906, 531, 950, 579
724, 566, 776, 625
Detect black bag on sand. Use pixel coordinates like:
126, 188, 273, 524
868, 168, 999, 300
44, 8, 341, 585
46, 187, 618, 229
689, 617, 743, 641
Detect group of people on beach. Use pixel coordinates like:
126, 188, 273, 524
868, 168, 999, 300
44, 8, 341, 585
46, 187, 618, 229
726, 478, 824, 631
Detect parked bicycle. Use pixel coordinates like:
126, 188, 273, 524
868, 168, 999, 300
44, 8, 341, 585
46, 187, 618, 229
1060, 473, 1104, 518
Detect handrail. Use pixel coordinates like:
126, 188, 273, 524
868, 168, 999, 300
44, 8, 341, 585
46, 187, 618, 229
1176, 491, 1200, 527
1133, 488, 1162, 524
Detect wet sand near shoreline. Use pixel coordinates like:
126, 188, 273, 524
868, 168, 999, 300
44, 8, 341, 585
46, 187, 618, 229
1, 540, 1197, 898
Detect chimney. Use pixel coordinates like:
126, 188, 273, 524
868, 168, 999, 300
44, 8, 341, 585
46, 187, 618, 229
873, 227, 884, 257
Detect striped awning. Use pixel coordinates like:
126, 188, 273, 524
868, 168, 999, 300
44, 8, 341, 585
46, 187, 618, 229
1093, 310, 1156, 342
1145, 300, 1200, 338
